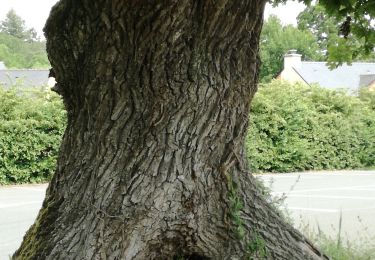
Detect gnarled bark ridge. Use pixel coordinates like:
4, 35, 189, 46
15, 1, 328, 259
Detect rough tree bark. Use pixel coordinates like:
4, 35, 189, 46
15, 1, 328, 259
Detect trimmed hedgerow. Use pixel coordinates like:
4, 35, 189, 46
1, 81, 374, 183
0, 87, 66, 184
247, 80, 375, 173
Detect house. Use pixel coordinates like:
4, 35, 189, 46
277, 50, 375, 93
0, 69, 51, 89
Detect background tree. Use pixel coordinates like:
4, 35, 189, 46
297, 4, 375, 66
271, 0, 375, 53
26, 28, 40, 43
0, 33, 49, 68
14, 0, 374, 259
318, 0, 375, 60
260, 15, 322, 82
0, 9, 27, 39
0, 9, 40, 42
0, 10, 48, 68
297, 5, 337, 53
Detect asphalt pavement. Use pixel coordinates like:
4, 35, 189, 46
1, 171, 375, 259
0, 184, 47, 260
257, 170, 375, 246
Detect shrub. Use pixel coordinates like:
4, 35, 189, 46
0, 86, 66, 184
1, 81, 374, 183
247, 80, 375, 173
359, 88, 375, 111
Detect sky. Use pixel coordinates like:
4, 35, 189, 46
0, 0, 307, 38
264, 2, 306, 25
0, 0, 58, 37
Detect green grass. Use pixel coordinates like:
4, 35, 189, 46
302, 226, 375, 259
298, 214, 375, 260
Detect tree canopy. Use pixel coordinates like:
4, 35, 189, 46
0, 9, 39, 42
297, 3, 375, 66
261, 1, 375, 79
297, 4, 338, 53
272, 0, 375, 67
0, 33, 49, 69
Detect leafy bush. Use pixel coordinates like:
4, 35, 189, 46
1, 81, 374, 184
0, 86, 66, 184
359, 88, 375, 111
247, 81, 375, 173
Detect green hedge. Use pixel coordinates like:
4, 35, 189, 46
1, 81, 374, 183
0, 87, 66, 184
247, 81, 375, 173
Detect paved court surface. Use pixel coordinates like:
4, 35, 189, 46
1, 171, 375, 259
257, 170, 375, 245
0, 184, 47, 260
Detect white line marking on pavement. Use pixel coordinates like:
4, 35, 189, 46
0, 201, 42, 209
258, 173, 375, 178
346, 206, 375, 211
272, 185, 375, 194
286, 205, 375, 213
10, 187, 47, 192
286, 207, 339, 213
285, 194, 375, 200
260, 176, 301, 179
348, 188, 375, 191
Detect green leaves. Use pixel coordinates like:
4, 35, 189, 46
0, 9, 40, 42
259, 15, 323, 82
0, 10, 49, 69
271, 1, 375, 65
326, 38, 354, 69
0, 87, 66, 184
246, 81, 375, 173
301, 1, 374, 65
297, 3, 375, 68
0, 33, 50, 69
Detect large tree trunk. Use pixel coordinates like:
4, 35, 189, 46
15, 1, 327, 259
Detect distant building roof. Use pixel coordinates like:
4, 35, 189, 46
359, 74, 375, 88
278, 50, 375, 93
0, 70, 49, 89
0, 62, 6, 70
294, 62, 375, 93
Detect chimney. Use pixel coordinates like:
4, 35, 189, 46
284, 50, 302, 70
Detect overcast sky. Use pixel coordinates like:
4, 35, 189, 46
0, 0, 306, 37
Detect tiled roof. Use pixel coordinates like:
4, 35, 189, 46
0, 70, 49, 89
294, 62, 375, 93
